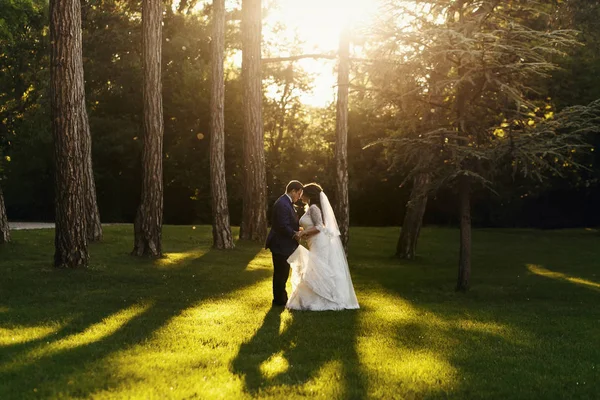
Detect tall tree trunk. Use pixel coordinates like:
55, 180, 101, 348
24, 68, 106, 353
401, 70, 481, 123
50, 0, 89, 268
335, 26, 350, 250
81, 108, 102, 241
133, 0, 164, 257
397, 173, 430, 259
0, 184, 10, 244
210, 0, 234, 249
456, 176, 471, 291
239, 0, 267, 242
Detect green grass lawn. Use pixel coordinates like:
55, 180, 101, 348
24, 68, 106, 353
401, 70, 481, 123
0, 226, 599, 399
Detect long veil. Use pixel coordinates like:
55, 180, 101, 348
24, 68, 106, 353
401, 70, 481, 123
319, 192, 341, 237
320, 191, 359, 308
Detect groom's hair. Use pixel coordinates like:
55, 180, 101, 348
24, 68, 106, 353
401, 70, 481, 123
286, 180, 304, 193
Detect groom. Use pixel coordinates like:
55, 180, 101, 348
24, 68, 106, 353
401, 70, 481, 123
265, 180, 304, 306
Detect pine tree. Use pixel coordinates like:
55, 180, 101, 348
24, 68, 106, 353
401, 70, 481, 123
335, 26, 351, 250
0, 184, 10, 244
240, 0, 268, 242
367, 0, 596, 290
210, 0, 234, 249
50, 0, 89, 267
133, 0, 164, 257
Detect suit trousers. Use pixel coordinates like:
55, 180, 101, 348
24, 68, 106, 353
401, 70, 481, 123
272, 252, 291, 305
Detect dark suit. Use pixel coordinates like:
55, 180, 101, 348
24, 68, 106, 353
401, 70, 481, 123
265, 194, 300, 305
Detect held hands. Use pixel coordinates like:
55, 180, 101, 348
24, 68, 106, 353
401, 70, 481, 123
294, 228, 318, 242
293, 231, 304, 241
293, 227, 306, 241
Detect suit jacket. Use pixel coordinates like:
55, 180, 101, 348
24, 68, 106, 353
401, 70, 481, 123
265, 194, 300, 256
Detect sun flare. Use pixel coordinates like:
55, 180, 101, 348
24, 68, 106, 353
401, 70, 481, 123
263, 0, 380, 107
266, 0, 376, 52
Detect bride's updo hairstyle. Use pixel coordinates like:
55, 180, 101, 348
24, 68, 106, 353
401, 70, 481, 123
303, 183, 323, 210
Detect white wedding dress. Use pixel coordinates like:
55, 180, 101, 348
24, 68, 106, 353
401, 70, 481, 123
286, 192, 359, 311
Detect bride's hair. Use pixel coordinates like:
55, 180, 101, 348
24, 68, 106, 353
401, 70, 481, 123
303, 183, 323, 211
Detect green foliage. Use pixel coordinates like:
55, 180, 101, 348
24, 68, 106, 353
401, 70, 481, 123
2, 96, 53, 220
1, 226, 599, 398
551, 0, 600, 108
0, 0, 46, 43
365, 0, 596, 198
546, 0, 600, 193
0, 0, 48, 174
0, 0, 49, 211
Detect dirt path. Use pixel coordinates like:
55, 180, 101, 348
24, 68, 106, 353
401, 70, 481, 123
9, 222, 56, 230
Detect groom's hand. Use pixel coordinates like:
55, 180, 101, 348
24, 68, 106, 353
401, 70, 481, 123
293, 231, 301, 241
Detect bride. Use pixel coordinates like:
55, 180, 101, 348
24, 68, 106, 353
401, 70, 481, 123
286, 183, 359, 311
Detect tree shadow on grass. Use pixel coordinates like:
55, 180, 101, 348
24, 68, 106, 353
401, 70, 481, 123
359, 258, 600, 399
0, 228, 269, 399
346, 227, 600, 398
232, 307, 366, 398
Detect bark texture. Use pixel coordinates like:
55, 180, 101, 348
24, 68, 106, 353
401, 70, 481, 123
456, 177, 471, 291
397, 173, 430, 259
133, 0, 164, 257
239, 0, 267, 242
81, 108, 102, 241
0, 184, 10, 244
50, 0, 89, 268
335, 27, 350, 250
210, 0, 234, 249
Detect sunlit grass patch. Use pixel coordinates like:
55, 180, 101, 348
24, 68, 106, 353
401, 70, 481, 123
0, 321, 65, 346
527, 264, 600, 291
259, 350, 290, 378
296, 360, 347, 398
244, 249, 273, 271
154, 250, 208, 269
50, 302, 152, 350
